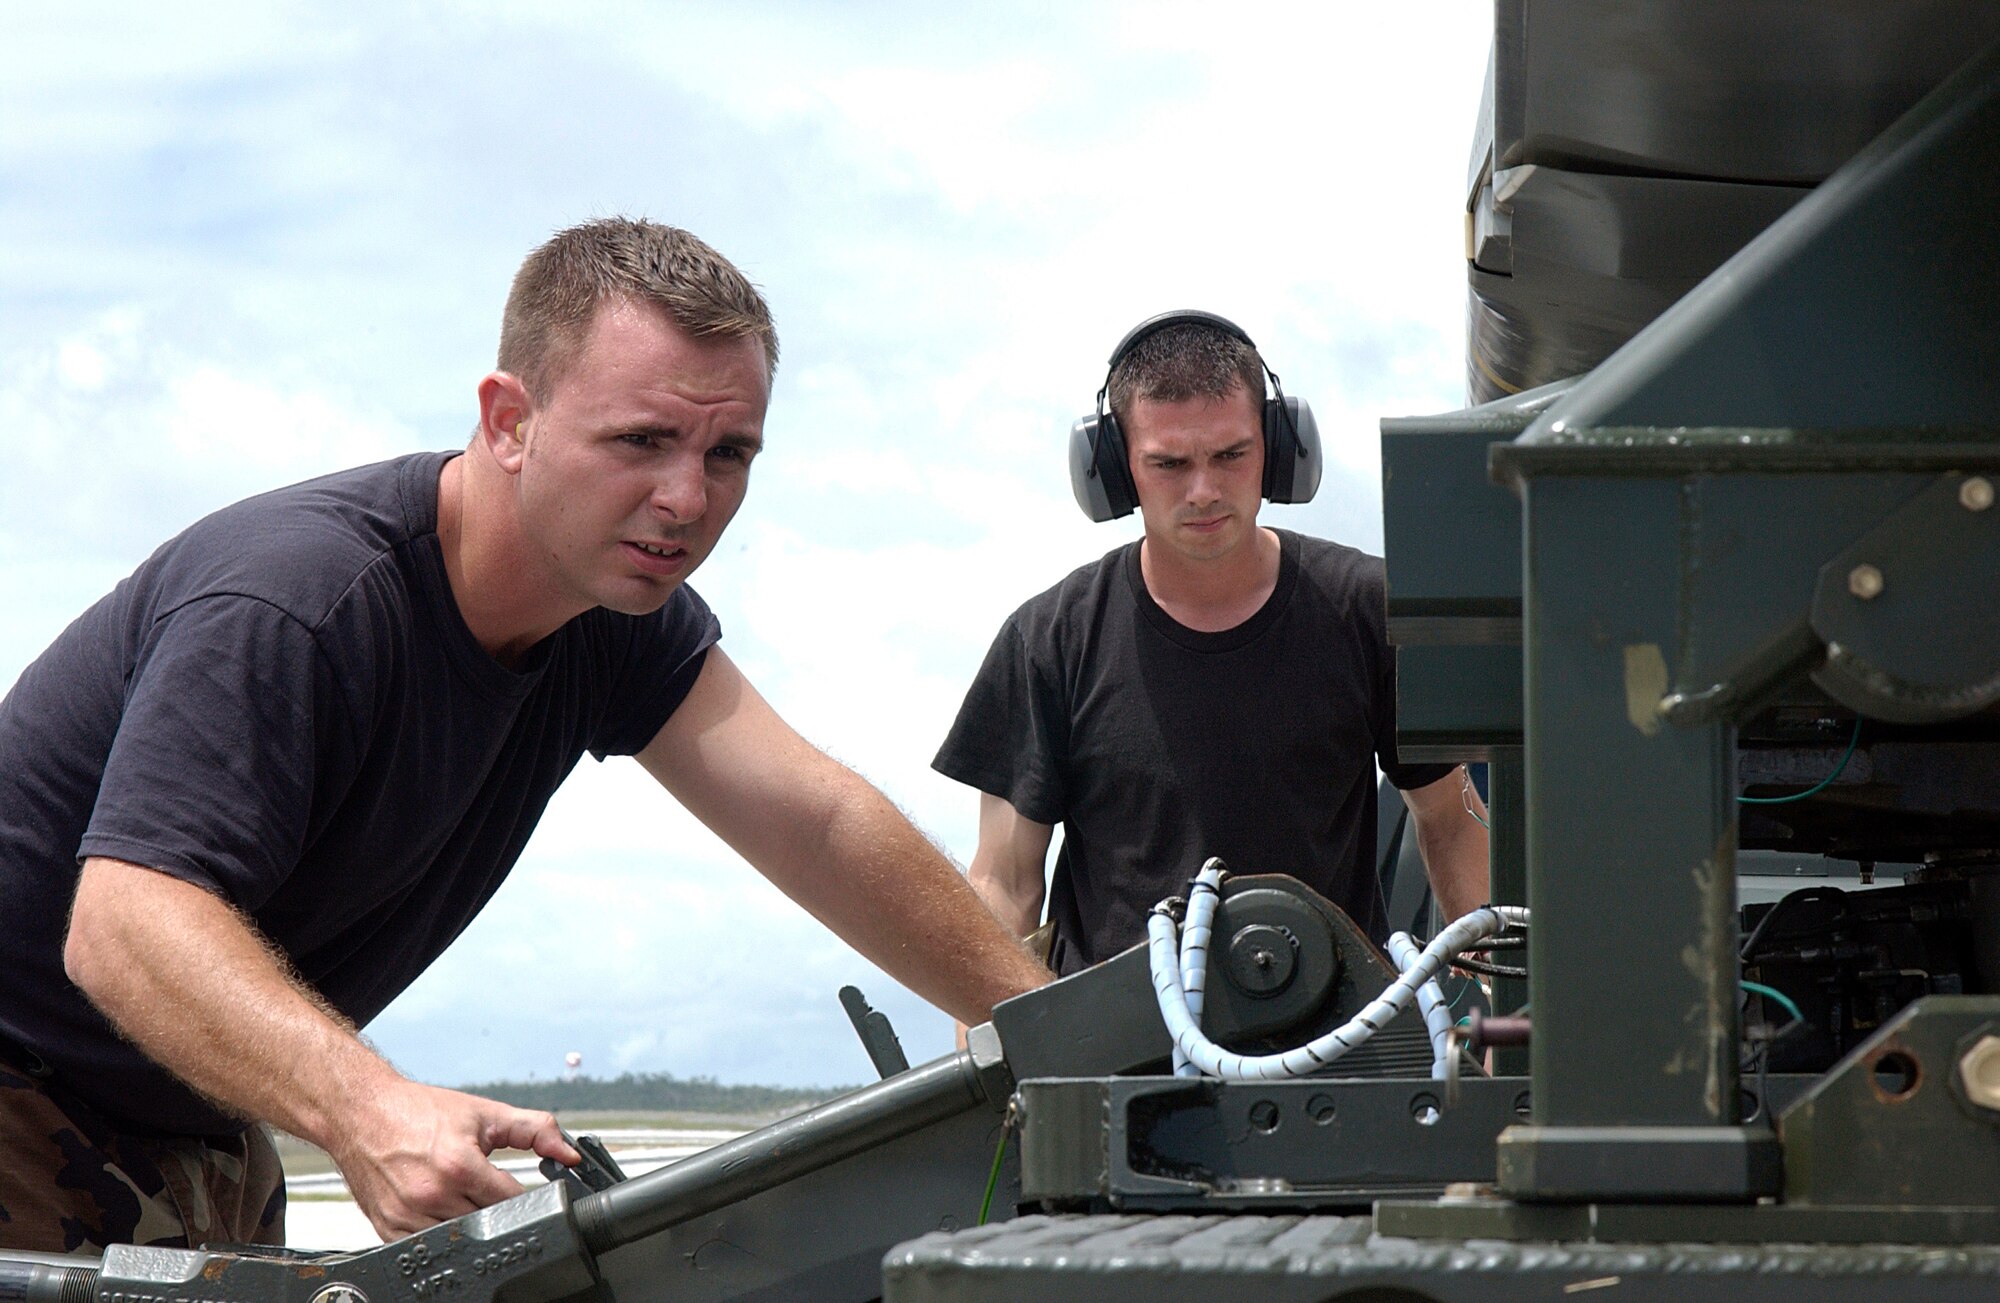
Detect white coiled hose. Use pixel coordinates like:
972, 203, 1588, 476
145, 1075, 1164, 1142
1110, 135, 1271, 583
1387, 932, 1455, 1080
1169, 860, 1224, 1078
1148, 862, 1528, 1081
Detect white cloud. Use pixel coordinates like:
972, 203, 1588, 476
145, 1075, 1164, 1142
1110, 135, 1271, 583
165, 365, 402, 469
0, 310, 424, 695
1, 311, 415, 534
56, 340, 109, 390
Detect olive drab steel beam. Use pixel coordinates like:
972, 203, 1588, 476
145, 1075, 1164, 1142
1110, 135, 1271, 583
1484, 35, 2000, 1202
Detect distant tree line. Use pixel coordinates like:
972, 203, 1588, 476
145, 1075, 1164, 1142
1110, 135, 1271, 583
461, 1071, 851, 1115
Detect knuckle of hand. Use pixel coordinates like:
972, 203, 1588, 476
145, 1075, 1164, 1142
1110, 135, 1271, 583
406, 1172, 453, 1209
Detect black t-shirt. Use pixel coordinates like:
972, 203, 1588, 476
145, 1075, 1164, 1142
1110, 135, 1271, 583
934, 529, 1450, 975
0, 452, 718, 1135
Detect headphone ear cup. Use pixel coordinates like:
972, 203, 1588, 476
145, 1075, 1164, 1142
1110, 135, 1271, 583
1098, 411, 1139, 519
1261, 398, 1295, 500
1262, 396, 1323, 504
1069, 413, 1139, 521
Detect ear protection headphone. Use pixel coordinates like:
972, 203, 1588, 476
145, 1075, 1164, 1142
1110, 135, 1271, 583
1068, 309, 1323, 523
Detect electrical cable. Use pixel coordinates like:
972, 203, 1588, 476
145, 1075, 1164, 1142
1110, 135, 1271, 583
1148, 862, 1530, 1080
1738, 718, 1863, 805
1739, 885, 1846, 962
976, 1113, 1013, 1225
1740, 979, 1805, 1027
1450, 954, 1529, 980
1740, 1010, 1809, 1125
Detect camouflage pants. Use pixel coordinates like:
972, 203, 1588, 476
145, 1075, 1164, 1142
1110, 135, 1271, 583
0, 1062, 285, 1253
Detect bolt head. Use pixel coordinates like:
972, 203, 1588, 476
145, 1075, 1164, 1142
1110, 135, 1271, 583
1960, 1035, 2000, 1111
1226, 923, 1297, 995
1848, 563, 1885, 600
1962, 476, 1995, 512
311, 1288, 370, 1303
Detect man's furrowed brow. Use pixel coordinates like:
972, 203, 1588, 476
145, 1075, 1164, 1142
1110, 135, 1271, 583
613, 421, 684, 441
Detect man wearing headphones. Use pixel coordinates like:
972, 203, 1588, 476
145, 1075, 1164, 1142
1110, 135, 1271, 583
934, 312, 1488, 975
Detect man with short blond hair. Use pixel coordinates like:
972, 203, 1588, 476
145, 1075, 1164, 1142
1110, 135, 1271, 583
498, 217, 781, 392
0, 218, 1048, 1253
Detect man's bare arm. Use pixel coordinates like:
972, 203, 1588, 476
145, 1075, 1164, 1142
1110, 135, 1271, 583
1402, 767, 1491, 923
64, 859, 578, 1242
952, 794, 1056, 1045
966, 793, 1054, 940
638, 648, 1052, 1026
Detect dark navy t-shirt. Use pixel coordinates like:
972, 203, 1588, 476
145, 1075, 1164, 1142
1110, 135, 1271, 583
0, 452, 718, 1135
933, 530, 1450, 974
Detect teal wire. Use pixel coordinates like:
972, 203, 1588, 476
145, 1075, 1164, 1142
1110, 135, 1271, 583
977, 1124, 1010, 1225
1741, 979, 1804, 1026
1739, 719, 1863, 804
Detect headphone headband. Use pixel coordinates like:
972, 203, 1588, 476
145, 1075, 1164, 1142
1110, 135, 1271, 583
1069, 309, 1322, 523
1105, 309, 1258, 374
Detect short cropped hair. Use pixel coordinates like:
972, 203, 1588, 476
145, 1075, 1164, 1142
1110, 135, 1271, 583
1106, 321, 1265, 425
499, 217, 779, 400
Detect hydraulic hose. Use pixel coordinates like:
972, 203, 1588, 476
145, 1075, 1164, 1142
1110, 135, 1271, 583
1387, 931, 1454, 1080
1170, 859, 1225, 1078
1148, 863, 1529, 1081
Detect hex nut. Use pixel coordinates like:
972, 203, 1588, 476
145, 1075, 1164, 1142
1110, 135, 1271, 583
1848, 563, 1885, 600
1227, 923, 1298, 995
1958, 1035, 2000, 1111
1962, 476, 1995, 512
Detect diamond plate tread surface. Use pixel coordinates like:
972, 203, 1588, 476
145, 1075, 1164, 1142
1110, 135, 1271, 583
883, 1213, 2000, 1302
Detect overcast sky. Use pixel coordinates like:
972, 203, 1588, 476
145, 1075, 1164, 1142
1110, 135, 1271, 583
2, 2, 1491, 1089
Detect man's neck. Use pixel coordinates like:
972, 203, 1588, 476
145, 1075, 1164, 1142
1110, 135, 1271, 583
1138, 526, 1282, 634
435, 454, 579, 667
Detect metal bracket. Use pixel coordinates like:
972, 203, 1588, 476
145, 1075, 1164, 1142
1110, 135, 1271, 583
1017, 1076, 1535, 1212
1811, 472, 2000, 723
839, 985, 911, 1079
